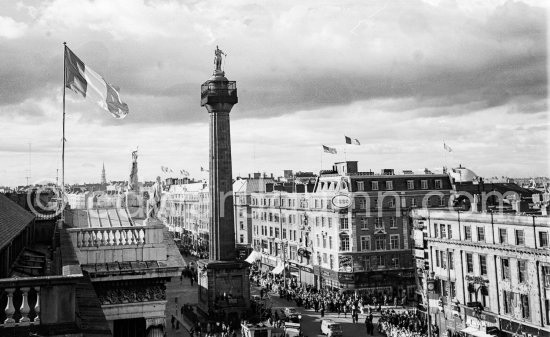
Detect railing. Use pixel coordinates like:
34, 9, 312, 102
67, 226, 164, 248
201, 81, 237, 99
0, 275, 81, 327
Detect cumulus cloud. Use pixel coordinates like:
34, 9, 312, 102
0, 0, 547, 184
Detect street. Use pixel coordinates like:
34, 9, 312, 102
162, 252, 412, 337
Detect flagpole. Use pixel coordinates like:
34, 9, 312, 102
61, 42, 67, 222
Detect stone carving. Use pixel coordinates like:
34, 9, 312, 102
96, 285, 166, 305
146, 176, 163, 220
214, 46, 226, 72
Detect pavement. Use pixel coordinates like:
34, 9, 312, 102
165, 255, 199, 337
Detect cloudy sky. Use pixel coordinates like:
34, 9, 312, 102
0, 0, 547, 186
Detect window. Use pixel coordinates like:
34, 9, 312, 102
421, 180, 428, 189
466, 253, 473, 273
521, 294, 530, 319
375, 237, 386, 250
390, 235, 399, 250
440, 250, 447, 269
407, 180, 414, 189
448, 251, 454, 270
385, 181, 393, 190
464, 226, 472, 240
374, 218, 384, 231
543, 266, 550, 288
477, 227, 485, 242
434, 223, 439, 237
361, 236, 370, 251
239, 234, 244, 243
240, 221, 244, 230
516, 230, 525, 245
435, 249, 440, 267
377, 255, 385, 267
340, 235, 350, 251
435, 180, 442, 189
283, 229, 287, 239
518, 260, 528, 283
439, 196, 446, 206
322, 236, 326, 248
372, 181, 379, 190
340, 217, 349, 230
389, 198, 395, 208
329, 236, 333, 249
328, 218, 332, 228
392, 257, 399, 268
504, 291, 514, 314
361, 217, 368, 230
502, 258, 510, 280
440, 224, 446, 239
329, 255, 334, 269
411, 198, 417, 207
358, 198, 366, 210
362, 256, 371, 271
448, 225, 452, 239
357, 181, 364, 191
315, 217, 320, 227
275, 228, 280, 238
499, 228, 507, 244
540, 232, 549, 248
323, 253, 327, 263
389, 217, 396, 228
479, 255, 487, 276
321, 217, 325, 227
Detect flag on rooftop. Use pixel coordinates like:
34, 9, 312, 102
345, 136, 360, 145
64, 46, 129, 119
444, 143, 453, 152
322, 145, 337, 154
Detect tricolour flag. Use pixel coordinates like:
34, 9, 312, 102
64, 46, 129, 119
444, 143, 453, 152
345, 136, 360, 145
322, 145, 337, 154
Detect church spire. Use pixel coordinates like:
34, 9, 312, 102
101, 162, 107, 185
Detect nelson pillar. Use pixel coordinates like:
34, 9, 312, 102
197, 46, 250, 325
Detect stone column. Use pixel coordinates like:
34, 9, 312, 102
146, 317, 165, 337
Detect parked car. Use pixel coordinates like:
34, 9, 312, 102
321, 319, 343, 337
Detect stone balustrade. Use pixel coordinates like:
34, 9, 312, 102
67, 225, 164, 248
66, 225, 167, 265
0, 275, 81, 327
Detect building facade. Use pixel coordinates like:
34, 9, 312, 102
250, 161, 453, 298
412, 208, 550, 337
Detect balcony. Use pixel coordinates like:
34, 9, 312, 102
0, 275, 81, 328
201, 80, 238, 106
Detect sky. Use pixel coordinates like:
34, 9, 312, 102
0, 0, 548, 186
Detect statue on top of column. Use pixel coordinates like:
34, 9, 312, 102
214, 45, 226, 72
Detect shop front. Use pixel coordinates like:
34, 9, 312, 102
288, 262, 314, 285
458, 308, 499, 337
498, 318, 550, 337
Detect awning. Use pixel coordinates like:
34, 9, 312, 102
272, 265, 284, 274
244, 251, 261, 264
461, 327, 495, 337
290, 271, 299, 278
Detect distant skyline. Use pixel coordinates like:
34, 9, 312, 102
0, 0, 548, 186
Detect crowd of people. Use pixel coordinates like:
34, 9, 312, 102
377, 309, 434, 337
251, 270, 408, 321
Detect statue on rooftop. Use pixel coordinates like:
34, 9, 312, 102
146, 176, 163, 221
214, 45, 226, 72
